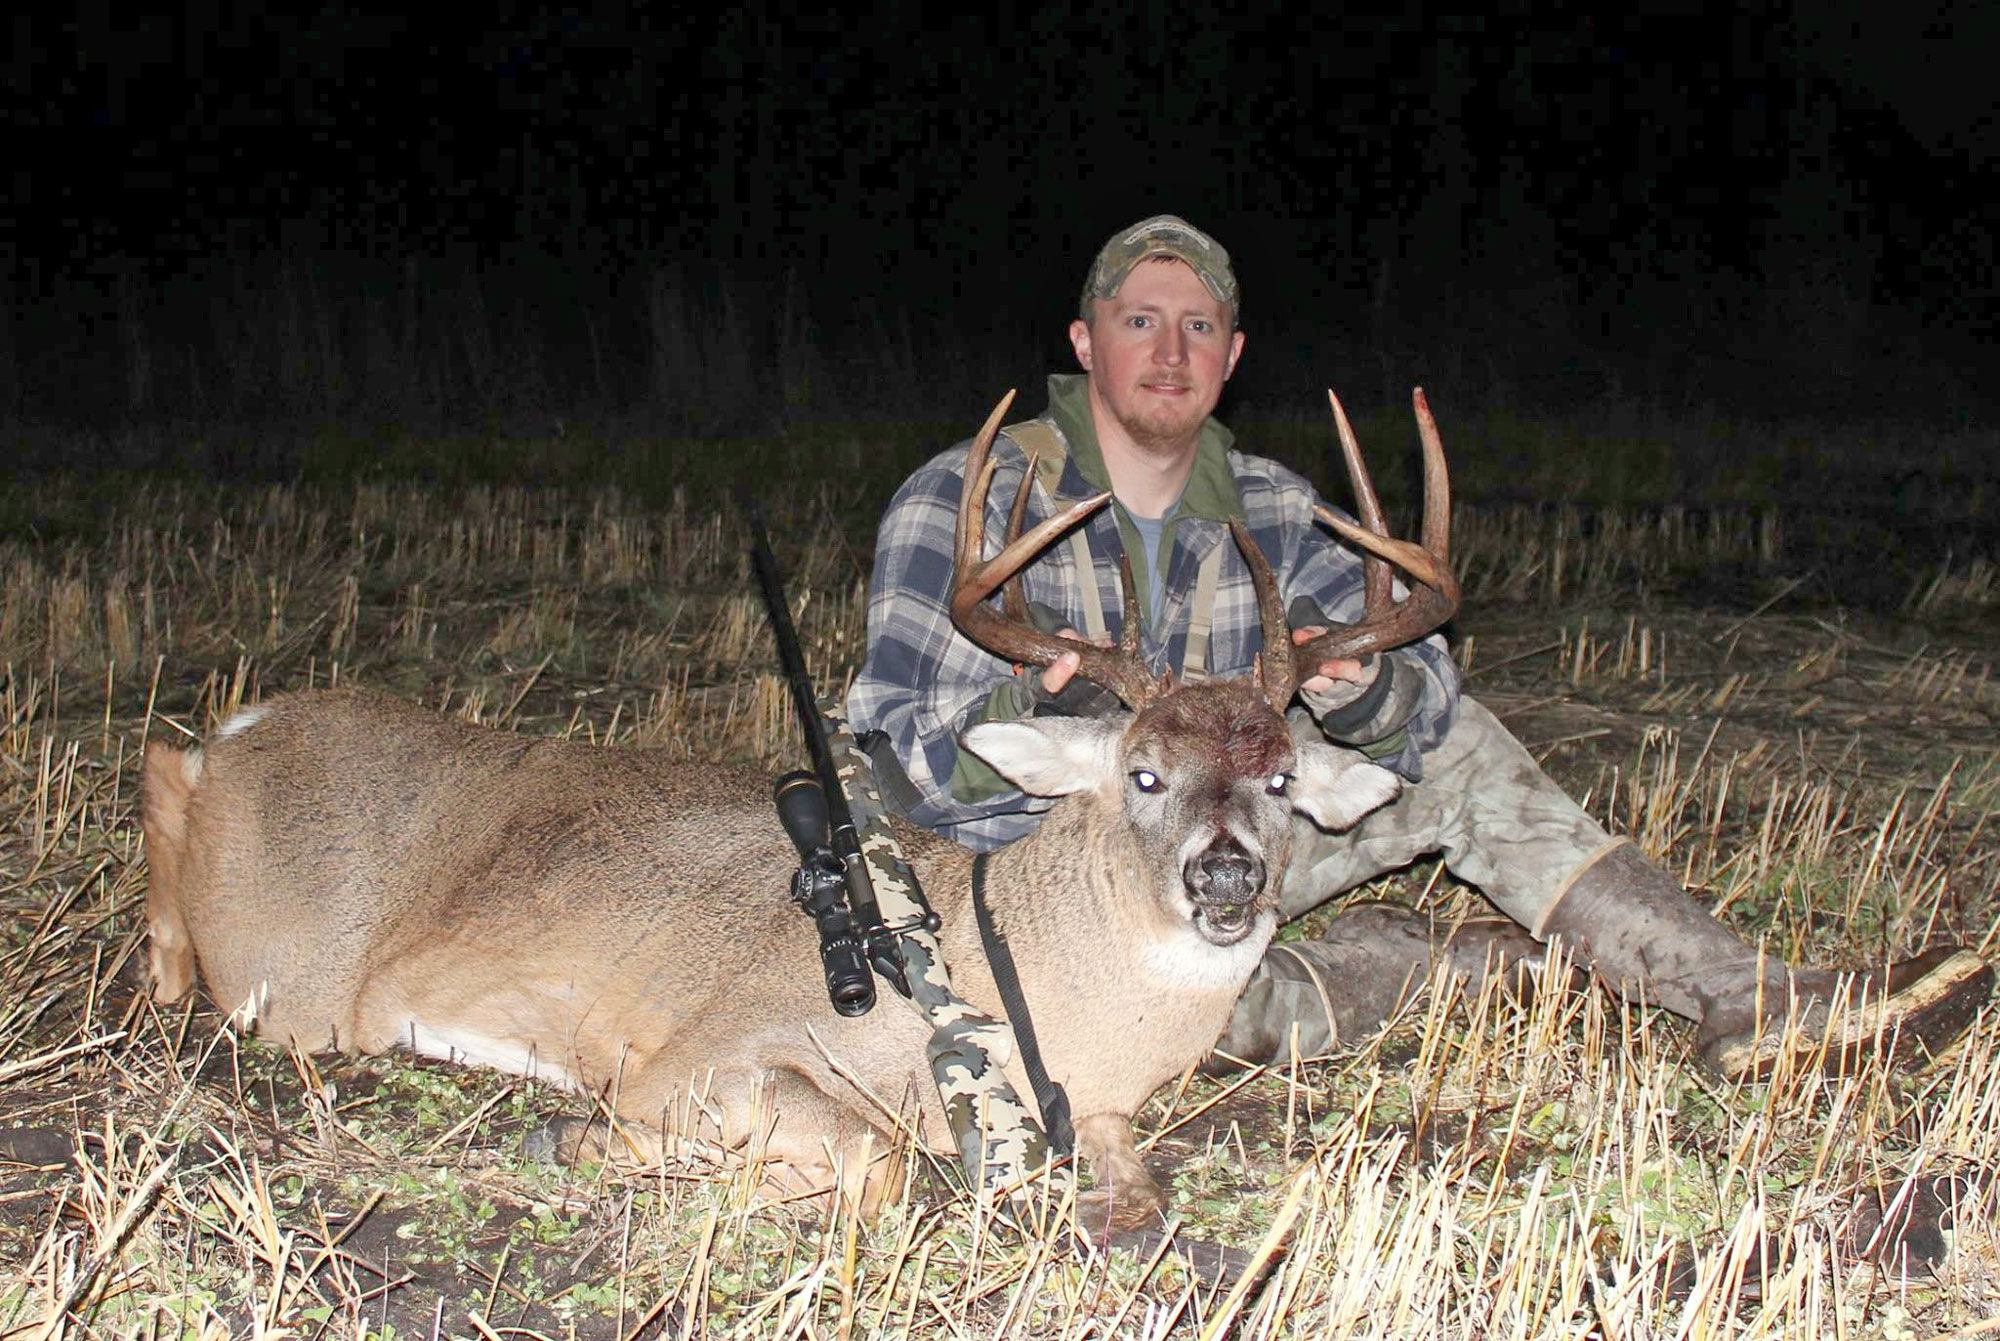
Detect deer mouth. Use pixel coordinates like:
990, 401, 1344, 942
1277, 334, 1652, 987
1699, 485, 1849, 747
1192, 897, 1262, 945
1184, 839, 1267, 946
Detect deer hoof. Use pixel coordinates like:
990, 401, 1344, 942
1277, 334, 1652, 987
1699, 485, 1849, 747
1077, 1186, 1168, 1239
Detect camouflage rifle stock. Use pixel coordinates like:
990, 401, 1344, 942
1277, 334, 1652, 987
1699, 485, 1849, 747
825, 705, 1059, 1199
744, 498, 1058, 1205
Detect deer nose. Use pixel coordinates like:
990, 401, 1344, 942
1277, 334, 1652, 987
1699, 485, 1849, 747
1185, 839, 1264, 906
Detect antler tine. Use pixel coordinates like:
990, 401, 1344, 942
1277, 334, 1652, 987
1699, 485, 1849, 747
1229, 519, 1296, 713
948, 393, 1163, 710
1294, 388, 1462, 674
1411, 387, 1452, 563
1112, 551, 1145, 660
952, 393, 1106, 609
1000, 447, 1039, 623
1327, 389, 1394, 616
953, 389, 1019, 586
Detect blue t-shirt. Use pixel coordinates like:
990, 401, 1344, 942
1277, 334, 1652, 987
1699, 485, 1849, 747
1125, 503, 1178, 633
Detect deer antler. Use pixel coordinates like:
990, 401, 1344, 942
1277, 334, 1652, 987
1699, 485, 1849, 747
949, 391, 1165, 711
1285, 388, 1460, 693
1227, 518, 1300, 717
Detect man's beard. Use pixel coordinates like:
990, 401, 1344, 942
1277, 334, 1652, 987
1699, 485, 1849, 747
1118, 383, 1206, 457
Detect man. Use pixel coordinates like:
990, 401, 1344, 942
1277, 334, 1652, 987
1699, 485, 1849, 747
846, 214, 1991, 1081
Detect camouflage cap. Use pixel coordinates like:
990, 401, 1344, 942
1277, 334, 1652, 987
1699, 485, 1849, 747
1080, 214, 1239, 320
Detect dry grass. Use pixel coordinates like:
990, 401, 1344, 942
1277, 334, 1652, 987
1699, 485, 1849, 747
1, 470, 1995, 1338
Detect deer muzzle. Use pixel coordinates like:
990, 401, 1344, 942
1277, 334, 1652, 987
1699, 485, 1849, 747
1183, 837, 1267, 945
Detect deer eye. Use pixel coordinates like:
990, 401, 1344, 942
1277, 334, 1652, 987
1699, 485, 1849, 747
1267, 772, 1291, 795
1131, 769, 1164, 794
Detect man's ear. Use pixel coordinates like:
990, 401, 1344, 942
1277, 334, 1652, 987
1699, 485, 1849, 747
1068, 317, 1094, 371
1224, 326, 1245, 379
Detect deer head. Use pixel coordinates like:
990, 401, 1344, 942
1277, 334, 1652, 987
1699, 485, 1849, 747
947, 389, 1458, 949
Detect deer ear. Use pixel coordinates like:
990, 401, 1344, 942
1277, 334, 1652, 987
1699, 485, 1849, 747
1289, 745, 1401, 832
962, 717, 1121, 797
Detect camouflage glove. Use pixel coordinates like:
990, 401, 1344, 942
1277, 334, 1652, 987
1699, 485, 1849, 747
1288, 595, 1424, 749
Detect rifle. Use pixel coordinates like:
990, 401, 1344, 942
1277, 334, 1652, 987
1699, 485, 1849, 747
744, 496, 931, 1015
742, 491, 1055, 1201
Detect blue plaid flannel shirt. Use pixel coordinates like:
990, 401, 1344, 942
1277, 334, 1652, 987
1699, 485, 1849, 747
846, 376, 1460, 851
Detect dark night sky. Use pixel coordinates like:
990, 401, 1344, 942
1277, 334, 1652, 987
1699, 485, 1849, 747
5, 1, 1996, 426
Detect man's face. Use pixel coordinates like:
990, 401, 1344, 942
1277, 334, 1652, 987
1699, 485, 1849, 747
1069, 257, 1245, 457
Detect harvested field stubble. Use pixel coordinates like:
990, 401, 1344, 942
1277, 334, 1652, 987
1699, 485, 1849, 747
1, 463, 1996, 1339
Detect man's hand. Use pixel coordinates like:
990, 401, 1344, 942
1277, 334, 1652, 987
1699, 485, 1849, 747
1291, 622, 1380, 712
1041, 646, 1087, 695
1024, 603, 1121, 717
1030, 631, 1121, 715
1284, 596, 1425, 751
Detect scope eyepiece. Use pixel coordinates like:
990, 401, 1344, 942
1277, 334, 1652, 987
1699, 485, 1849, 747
823, 935, 875, 1016
791, 850, 877, 1017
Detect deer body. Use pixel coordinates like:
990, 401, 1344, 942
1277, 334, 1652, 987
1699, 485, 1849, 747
144, 685, 1397, 1226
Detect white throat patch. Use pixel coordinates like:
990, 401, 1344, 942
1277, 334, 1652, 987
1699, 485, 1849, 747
1141, 918, 1274, 991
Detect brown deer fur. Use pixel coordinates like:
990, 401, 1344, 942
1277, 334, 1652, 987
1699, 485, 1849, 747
142, 684, 1399, 1230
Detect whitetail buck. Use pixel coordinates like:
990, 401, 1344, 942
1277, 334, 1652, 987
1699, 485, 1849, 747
142, 392, 1458, 1231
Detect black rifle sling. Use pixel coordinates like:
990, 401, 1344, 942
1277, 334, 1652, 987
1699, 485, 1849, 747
970, 851, 1076, 1156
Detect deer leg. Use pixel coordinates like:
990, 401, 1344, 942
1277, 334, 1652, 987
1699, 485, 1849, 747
615, 1062, 914, 1217
1073, 1112, 1165, 1237
535, 1064, 908, 1215
529, 1062, 752, 1170
747, 1068, 909, 1214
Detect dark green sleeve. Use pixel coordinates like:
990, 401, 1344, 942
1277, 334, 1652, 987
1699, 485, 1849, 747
947, 678, 1035, 802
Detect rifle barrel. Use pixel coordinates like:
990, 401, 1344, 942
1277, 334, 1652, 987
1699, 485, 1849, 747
744, 501, 871, 870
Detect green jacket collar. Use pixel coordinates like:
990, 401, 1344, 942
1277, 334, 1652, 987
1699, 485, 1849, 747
1040, 373, 1243, 522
